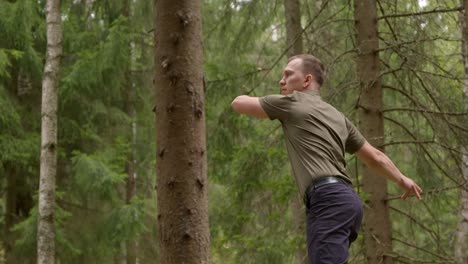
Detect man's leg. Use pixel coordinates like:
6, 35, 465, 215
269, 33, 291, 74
305, 182, 363, 264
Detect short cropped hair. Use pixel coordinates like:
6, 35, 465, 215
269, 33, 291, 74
288, 54, 326, 86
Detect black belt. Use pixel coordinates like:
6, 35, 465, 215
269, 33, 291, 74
303, 176, 351, 205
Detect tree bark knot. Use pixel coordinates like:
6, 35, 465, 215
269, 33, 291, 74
183, 232, 192, 240
196, 178, 204, 189
43, 143, 56, 151
158, 148, 166, 158
167, 181, 176, 188
170, 32, 181, 45
176, 10, 191, 27
39, 214, 54, 222
161, 58, 170, 70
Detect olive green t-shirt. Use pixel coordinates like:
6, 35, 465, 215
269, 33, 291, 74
259, 90, 365, 196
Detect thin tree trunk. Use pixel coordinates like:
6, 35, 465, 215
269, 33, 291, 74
455, 1, 468, 263
125, 107, 138, 264
154, 0, 210, 263
37, 0, 62, 263
5, 163, 18, 264
123, 0, 138, 262
283, 0, 306, 263
354, 0, 393, 263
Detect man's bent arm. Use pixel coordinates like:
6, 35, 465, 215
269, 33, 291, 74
355, 141, 423, 200
231, 95, 268, 119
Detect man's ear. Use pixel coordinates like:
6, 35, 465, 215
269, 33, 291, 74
304, 74, 314, 87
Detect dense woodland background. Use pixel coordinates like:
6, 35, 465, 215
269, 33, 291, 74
0, 0, 467, 263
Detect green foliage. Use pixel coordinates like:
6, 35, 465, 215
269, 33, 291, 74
71, 150, 126, 203
61, 15, 131, 105
99, 197, 149, 246
0, 49, 23, 79
13, 193, 80, 261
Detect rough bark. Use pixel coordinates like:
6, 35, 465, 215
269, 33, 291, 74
283, 0, 306, 263
354, 0, 393, 263
455, 1, 468, 263
37, 0, 62, 263
154, 0, 210, 263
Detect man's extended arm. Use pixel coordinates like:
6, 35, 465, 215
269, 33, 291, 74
355, 142, 423, 200
231, 95, 269, 119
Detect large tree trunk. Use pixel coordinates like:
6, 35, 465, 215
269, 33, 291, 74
37, 0, 62, 263
354, 0, 393, 263
154, 0, 210, 263
284, 0, 303, 57
455, 1, 468, 263
283, 0, 306, 263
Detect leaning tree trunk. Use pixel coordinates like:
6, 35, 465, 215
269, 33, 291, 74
283, 0, 306, 263
37, 0, 62, 263
154, 0, 210, 263
354, 0, 393, 263
455, 1, 468, 263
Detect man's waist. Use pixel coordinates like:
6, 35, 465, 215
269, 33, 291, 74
303, 176, 352, 204
310, 176, 351, 189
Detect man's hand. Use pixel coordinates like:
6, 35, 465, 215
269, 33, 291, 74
398, 175, 423, 201
355, 142, 423, 201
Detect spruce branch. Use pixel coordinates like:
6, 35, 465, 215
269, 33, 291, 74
389, 205, 439, 242
384, 116, 463, 184
383, 107, 467, 116
378, 6, 463, 20
392, 237, 453, 261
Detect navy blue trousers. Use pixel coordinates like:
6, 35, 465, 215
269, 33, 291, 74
304, 181, 363, 264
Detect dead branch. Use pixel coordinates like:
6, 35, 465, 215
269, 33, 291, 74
384, 116, 463, 184
392, 237, 453, 261
389, 205, 439, 243
378, 6, 463, 20
383, 107, 467, 116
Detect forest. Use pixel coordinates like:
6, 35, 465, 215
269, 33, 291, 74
0, 0, 467, 263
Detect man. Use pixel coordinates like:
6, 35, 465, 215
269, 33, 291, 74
231, 54, 422, 264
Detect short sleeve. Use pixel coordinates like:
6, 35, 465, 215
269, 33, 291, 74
345, 117, 366, 154
259, 95, 293, 121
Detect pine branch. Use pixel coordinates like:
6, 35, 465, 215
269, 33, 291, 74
410, 69, 468, 142
383, 107, 467, 116
392, 237, 453, 261
382, 139, 468, 156
382, 140, 435, 147
57, 199, 106, 213
378, 6, 463, 20
387, 185, 465, 201
389, 205, 439, 242
206, 68, 270, 84
376, 0, 399, 43
377, 37, 463, 55
384, 116, 462, 185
